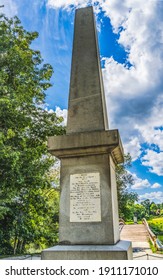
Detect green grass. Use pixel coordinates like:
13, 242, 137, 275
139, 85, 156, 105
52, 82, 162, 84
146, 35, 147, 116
149, 239, 157, 253
157, 235, 163, 245
147, 217, 163, 247
147, 217, 163, 234
125, 220, 142, 225
158, 235, 163, 242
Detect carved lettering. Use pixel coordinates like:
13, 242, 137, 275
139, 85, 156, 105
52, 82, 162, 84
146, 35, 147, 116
70, 172, 101, 222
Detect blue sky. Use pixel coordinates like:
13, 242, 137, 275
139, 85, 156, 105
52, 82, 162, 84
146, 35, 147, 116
2, 0, 163, 204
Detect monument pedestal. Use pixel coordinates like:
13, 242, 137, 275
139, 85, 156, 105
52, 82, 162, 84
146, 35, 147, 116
42, 241, 133, 260
47, 130, 123, 245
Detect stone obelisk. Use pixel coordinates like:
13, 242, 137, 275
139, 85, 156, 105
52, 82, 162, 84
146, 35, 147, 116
42, 6, 132, 260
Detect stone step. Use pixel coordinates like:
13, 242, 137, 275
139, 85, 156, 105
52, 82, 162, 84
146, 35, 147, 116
120, 224, 149, 243
120, 224, 150, 250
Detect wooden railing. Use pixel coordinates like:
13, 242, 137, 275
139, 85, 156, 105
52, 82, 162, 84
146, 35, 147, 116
119, 218, 125, 232
142, 218, 163, 251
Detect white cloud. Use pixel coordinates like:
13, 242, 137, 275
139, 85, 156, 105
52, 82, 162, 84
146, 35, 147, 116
142, 150, 163, 176
47, 0, 88, 10
139, 191, 163, 204
135, 96, 163, 151
0, 0, 18, 17
123, 137, 141, 161
101, 0, 163, 174
102, 0, 163, 120
55, 106, 67, 126
131, 173, 150, 190
130, 173, 162, 190
151, 183, 161, 189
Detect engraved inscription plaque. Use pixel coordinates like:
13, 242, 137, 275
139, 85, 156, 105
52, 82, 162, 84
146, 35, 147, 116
70, 172, 101, 222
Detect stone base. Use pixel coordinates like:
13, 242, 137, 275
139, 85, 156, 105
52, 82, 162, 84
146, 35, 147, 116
41, 241, 133, 260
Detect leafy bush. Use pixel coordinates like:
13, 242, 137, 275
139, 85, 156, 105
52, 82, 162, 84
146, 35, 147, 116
148, 217, 163, 235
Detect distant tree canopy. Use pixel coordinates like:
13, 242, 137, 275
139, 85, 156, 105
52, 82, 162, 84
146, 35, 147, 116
116, 154, 163, 221
0, 14, 64, 254
116, 154, 138, 220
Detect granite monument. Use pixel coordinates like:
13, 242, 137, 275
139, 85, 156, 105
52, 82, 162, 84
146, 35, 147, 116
42, 6, 132, 260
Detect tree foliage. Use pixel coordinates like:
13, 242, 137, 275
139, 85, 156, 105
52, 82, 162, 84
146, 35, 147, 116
116, 153, 163, 221
0, 14, 64, 254
116, 154, 138, 220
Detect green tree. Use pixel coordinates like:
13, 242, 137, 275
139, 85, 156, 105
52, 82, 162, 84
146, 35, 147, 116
150, 202, 158, 216
0, 14, 64, 254
132, 203, 146, 220
141, 199, 151, 218
116, 154, 138, 220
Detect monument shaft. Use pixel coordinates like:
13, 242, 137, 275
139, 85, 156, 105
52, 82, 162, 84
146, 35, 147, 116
67, 7, 108, 134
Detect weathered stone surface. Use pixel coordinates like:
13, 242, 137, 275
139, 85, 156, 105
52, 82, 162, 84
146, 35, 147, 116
58, 154, 119, 245
48, 130, 124, 164
67, 6, 108, 134
41, 241, 133, 260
